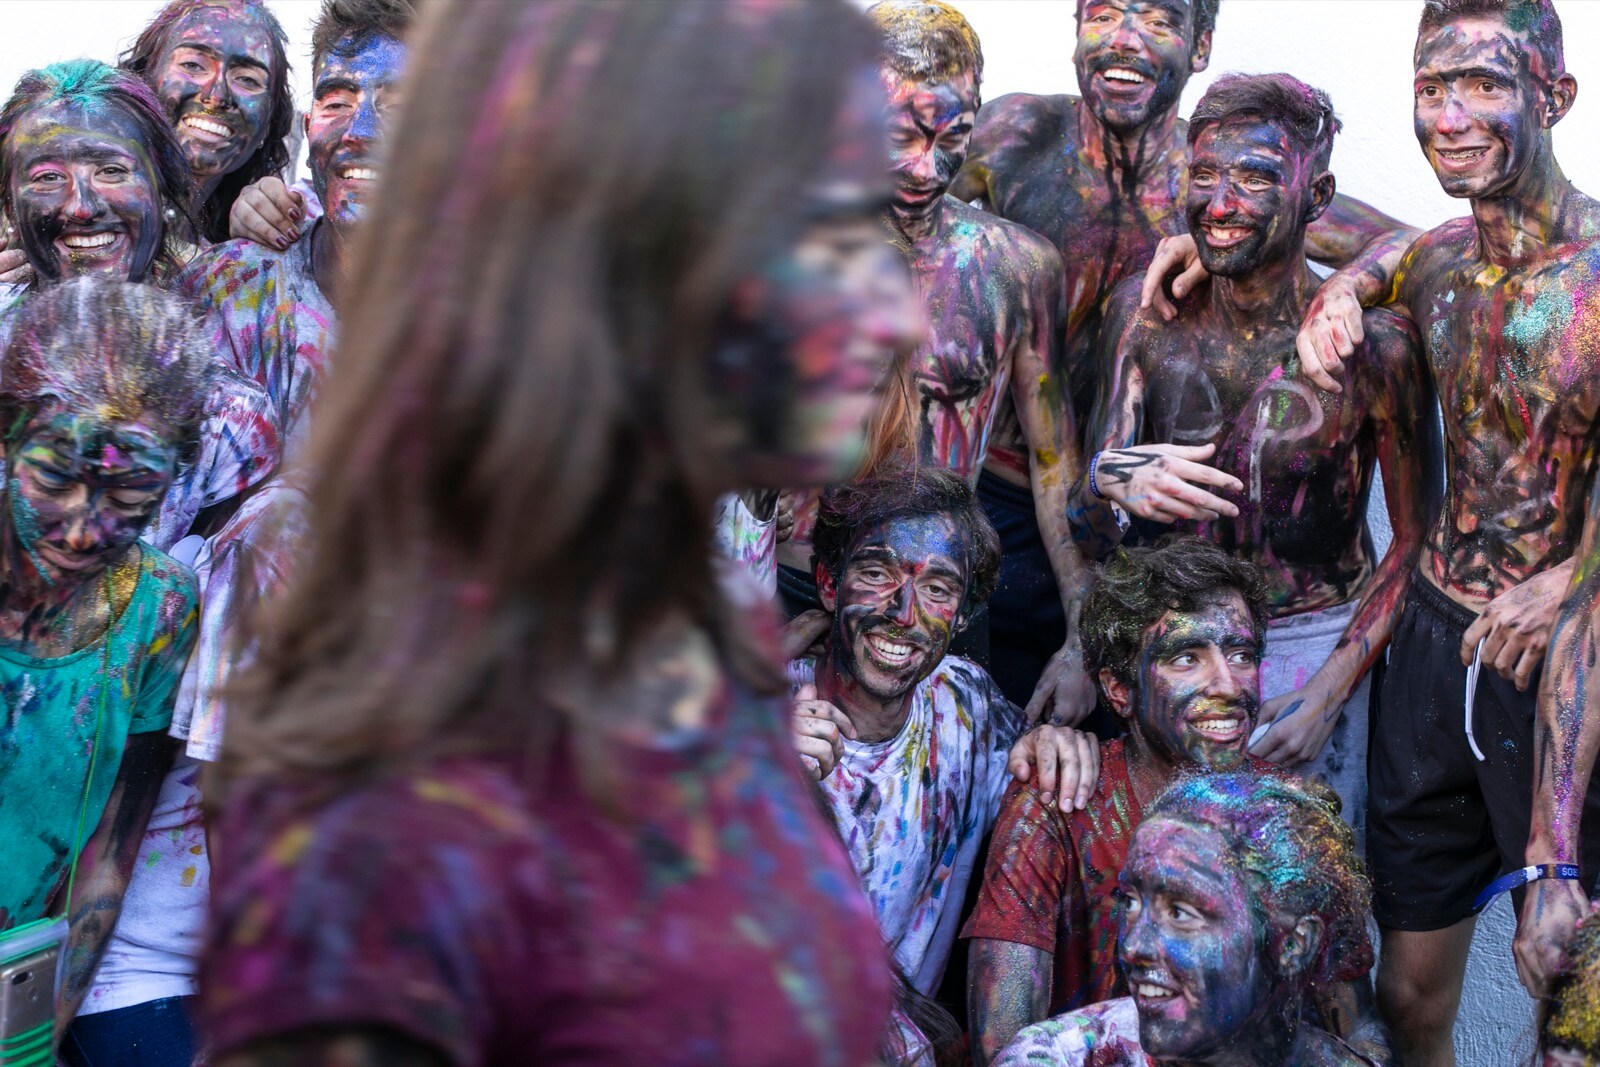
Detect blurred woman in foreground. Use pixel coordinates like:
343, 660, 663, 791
201, 2, 918, 1065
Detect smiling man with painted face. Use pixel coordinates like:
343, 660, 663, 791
993, 773, 1377, 1067
177, 0, 412, 446
948, 0, 1417, 725
788, 464, 1034, 1011
780, 1, 1094, 727
962, 536, 1286, 1066
1320, 2, 1600, 1058
1069, 75, 1438, 846
120, 0, 294, 245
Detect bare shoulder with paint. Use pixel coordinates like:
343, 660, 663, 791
953, 92, 1081, 204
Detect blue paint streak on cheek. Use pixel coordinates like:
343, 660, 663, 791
8, 477, 54, 588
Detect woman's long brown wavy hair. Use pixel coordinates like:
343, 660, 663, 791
217, 0, 880, 793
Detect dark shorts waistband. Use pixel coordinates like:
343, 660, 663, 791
1407, 571, 1479, 634
977, 468, 1035, 512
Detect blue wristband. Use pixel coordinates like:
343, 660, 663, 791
1088, 453, 1105, 499
1472, 863, 1581, 911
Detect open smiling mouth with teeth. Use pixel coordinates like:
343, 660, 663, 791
60, 232, 119, 252
181, 115, 233, 141
341, 166, 379, 182
1189, 715, 1244, 742
1134, 980, 1178, 1002
1100, 67, 1150, 86
1201, 224, 1252, 247
864, 632, 921, 669
1437, 147, 1490, 165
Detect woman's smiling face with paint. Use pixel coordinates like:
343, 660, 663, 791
1106, 591, 1262, 768
1117, 815, 1273, 1060
6, 100, 163, 282
821, 510, 969, 701
154, 1, 278, 186
5, 405, 178, 586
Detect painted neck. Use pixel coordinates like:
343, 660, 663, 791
1209, 251, 1320, 329
1122, 719, 1184, 807
0, 514, 105, 643
1077, 96, 1183, 183
888, 195, 947, 246
1471, 149, 1578, 265
311, 218, 347, 308
1162, 998, 1303, 1067
815, 635, 915, 744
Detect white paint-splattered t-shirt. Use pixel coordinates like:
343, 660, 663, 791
993, 997, 1149, 1066
712, 492, 777, 601
791, 654, 1027, 993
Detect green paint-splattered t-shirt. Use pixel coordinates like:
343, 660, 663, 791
0, 545, 198, 927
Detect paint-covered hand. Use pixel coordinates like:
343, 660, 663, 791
1091, 444, 1242, 523
780, 609, 831, 661
790, 683, 856, 780
229, 175, 307, 251
1250, 682, 1342, 767
1514, 875, 1589, 995
1461, 563, 1572, 691
1007, 723, 1100, 812
1295, 273, 1364, 394
775, 490, 797, 544
1139, 233, 1208, 321
0, 220, 31, 286
1025, 642, 1097, 728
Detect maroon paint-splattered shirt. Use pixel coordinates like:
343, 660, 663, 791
962, 741, 1278, 1012
203, 679, 893, 1067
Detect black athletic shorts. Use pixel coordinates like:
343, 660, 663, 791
1368, 575, 1600, 929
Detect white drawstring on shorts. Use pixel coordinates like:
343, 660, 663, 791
1465, 636, 1486, 762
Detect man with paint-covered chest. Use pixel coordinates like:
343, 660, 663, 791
781, 1, 1098, 727
950, 0, 1418, 722
1071, 74, 1439, 847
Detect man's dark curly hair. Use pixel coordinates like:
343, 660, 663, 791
811, 461, 1001, 613
119, 0, 294, 244
1082, 534, 1268, 686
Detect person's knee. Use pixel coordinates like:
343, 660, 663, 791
1376, 951, 1464, 1036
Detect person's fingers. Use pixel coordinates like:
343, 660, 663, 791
1296, 329, 1343, 394
1155, 475, 1239, 518
1162, 456, 1243, 491
1489, 630, 1523, 678
797, 750, 825, 780
1512, 642, 1544, 692
0, 248, 26, 271
231, 201, 281, 247
1033, 729, 1060, 807
1024, 668, 1055, 723
1461, 614, 1492, 666
251, 193, 298, 242
1171, 259, 1208, 302
781, 611, 832, 661
793, 727, 842, 776
1052, 733, 1081, 813
1341, 303, 1366, 348
1479, 621, 1511, 675
1139, 253, 1170, 310
1075, 732, 1098, 810
1154, 442, 1218, 461
797, 698, 857, 740
1008, 748, 1033, 785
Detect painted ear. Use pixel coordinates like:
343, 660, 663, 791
1305, 172, 1336, 225
1099, 668, 1131, 719
815, 562, 838, 613
1277, 915, 1325, 979
1190, 29, 1213, 74
1547, 74, 1579, 128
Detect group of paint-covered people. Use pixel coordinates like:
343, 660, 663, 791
4, 0, 1600, 1064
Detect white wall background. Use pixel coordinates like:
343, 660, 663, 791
931, 1, 1587, 1062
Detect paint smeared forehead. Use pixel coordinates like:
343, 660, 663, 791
1415, 15, 1544, 82
314, 31, 408, 90
1140, 591, 1259, 657
18, 410, 179, 477
846, 511, 968, 575
1078, 0, 1196, 27
166, 1, 277, 58
7, 100, 154, 168
880, 69, 978, 123
1191, 117, 1295, 167
1124, 815, 1242, 899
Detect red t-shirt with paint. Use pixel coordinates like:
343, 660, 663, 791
202, 678, 892, 1067
961, 740, 1278, 1012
